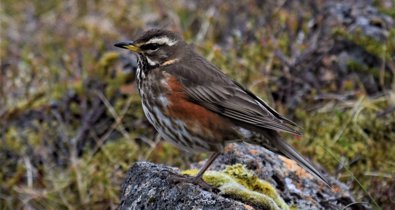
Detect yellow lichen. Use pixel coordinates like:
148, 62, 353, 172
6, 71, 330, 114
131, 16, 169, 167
183, 164, 289, 210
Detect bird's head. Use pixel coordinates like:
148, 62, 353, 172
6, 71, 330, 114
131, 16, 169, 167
114, 29, 185, 67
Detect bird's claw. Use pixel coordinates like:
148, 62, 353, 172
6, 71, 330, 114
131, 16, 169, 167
169, 173, 218, 193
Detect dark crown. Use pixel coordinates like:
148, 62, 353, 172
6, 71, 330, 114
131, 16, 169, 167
135, 29, 182, 44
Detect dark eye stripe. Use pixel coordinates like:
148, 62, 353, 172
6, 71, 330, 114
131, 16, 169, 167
140, 43, 162, 51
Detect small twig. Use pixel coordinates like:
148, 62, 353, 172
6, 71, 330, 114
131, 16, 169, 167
144, 133, 162, 160
376, 105, 395, 118
95, 90, 154, 147
88, 96, 135, 159
271, 0, 287, 16
195, 6, 215, 43
363, 172, 393, 179
314, 92, 357, 102
274, 50, 293, 67
341, 202, 370, 210
23, 157, 33, 188
333, 97, 364, 143
70, 153, 87, 204
321, 145, 381, 209
379, 44, 386, 88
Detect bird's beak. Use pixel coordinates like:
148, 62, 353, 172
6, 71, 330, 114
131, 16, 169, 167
114, 41, 141, 52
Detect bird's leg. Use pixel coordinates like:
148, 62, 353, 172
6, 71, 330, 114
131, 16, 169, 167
193, 152, 220, 181
170, 152, 221, 191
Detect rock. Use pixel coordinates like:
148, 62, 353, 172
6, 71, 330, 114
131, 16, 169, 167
314, 1, 394, 95
119, 162, 253, 210
119, 144, 368, 210
323, 1, 393, 41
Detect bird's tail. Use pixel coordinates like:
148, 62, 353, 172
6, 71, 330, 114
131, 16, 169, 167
266, 132, 331, 186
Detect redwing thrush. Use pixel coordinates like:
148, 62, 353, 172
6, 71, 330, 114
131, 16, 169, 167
115, 29, 329, 187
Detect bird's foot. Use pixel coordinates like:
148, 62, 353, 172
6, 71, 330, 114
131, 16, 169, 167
169, 173, 218, 192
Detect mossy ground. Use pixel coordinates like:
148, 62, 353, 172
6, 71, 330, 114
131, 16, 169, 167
1, 0, 394, 209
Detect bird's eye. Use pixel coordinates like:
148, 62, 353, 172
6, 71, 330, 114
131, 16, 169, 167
141, 43, 161, 51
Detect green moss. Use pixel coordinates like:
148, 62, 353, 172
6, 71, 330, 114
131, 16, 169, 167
94, 51, 121, 79
183, 164, 289, 210
1, 91, 46, 121
374, 0, 395, 18
332, 27, 395, 60
3, 127, 24, 151
294, 95, 395, 201
347, 60, 390, 80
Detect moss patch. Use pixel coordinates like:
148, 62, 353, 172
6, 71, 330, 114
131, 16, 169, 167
183, 164, 289, 210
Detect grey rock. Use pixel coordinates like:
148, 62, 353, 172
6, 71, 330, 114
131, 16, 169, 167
324, 1, 393, 40
119, 161, 251, 210
119, 144, 369, 210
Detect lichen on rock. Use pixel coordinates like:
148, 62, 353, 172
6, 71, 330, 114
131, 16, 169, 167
183, 164, 289, 210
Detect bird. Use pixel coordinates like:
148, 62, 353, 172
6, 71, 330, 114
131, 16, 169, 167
114, 29, 329, 188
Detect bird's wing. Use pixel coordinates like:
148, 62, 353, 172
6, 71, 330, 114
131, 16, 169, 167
165, 54, 302, 136
163, 53, 332, 186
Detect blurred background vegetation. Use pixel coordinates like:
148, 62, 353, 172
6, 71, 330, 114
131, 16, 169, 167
1, 0, 394, 209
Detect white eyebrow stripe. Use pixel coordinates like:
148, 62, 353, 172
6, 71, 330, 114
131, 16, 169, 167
145, 36, 178, 46
146, 56, 158, 66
